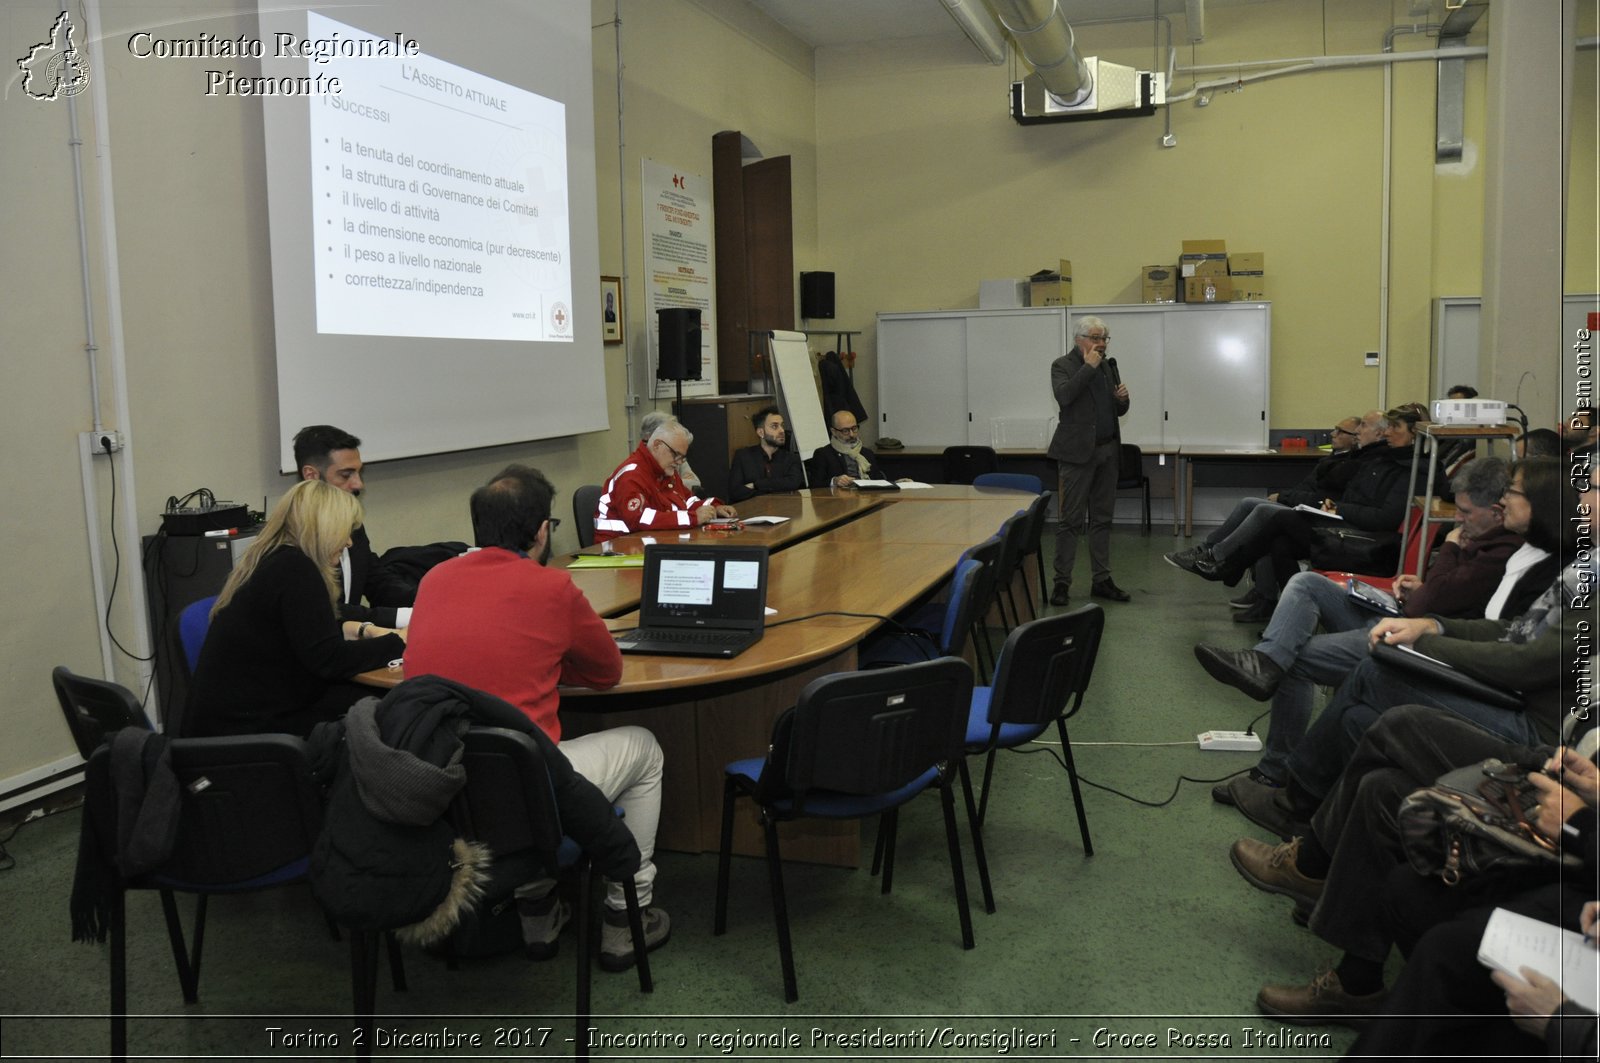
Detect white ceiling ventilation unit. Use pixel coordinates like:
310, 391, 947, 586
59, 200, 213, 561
994, 0, 1168, 125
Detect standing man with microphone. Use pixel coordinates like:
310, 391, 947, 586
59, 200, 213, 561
1047, 316, 1132, 606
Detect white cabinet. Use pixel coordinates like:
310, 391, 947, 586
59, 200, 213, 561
877, 303, 1270, 450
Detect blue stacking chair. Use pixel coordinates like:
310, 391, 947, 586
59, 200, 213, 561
972, 471, 1043, 494
713, 658, 986, 1002
858, 558, 983, 671
177, 595, 217, 674
960, 607, 1104, 912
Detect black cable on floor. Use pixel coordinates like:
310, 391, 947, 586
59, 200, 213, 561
1001, 744, 1254, 809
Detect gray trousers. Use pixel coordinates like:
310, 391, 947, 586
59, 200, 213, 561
1053, 442, 1119, 588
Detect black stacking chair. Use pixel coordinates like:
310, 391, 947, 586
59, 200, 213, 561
455, 727, 652, 1058
52, 666, 153, 759
1116, 444, 1152, 533
990, 510, 1030, 631
713, 658, 985, 1002
941, 445, 998, 485
573, 485, 604, 548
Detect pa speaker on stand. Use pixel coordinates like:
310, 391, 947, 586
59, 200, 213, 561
656, 307, 703, 406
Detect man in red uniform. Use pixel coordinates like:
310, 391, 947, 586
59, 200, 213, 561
594, 416, 736, 542
405, 465, 668, 970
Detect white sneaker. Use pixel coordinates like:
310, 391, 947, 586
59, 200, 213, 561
598, 906, 670, 972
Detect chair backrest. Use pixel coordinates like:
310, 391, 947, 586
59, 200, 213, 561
1396, 502, 1440, 577
52, 666, 153, 760
573, 485, 604, 549
1116, 444, 1146, 485
87, 733, 323, 887
178, 595, 218, 674
937, 559, 983, 659
960, 535, 1003, 622
457, 727, 566, 859
1019, 490, 1052, 557
941, 445, 998, 485
769, 657, 973, 806
992, 510, 1029, 585
984, 606, 1106, 732
972, 472, 1043, 494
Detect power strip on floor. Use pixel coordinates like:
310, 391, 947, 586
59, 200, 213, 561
1196, 729, 1263, 752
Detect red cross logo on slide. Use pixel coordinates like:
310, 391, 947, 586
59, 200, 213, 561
673, 174, 684, 188
553, 305, 567, 328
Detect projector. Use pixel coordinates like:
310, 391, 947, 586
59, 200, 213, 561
1431, 399, 1507, 426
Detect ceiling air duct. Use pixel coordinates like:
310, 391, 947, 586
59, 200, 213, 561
992, 0, 1166, 125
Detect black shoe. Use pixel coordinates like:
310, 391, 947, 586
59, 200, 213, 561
1090, 580, 1130, 602
1050, 583, 1070, 607
1233, 599, 1276, 624
1164, 546, 1211, 575
1212, 768, 1281, 806
1229, 588, 1262, 610
1230, 777, 1307, 841
1194, 644, 1286, 702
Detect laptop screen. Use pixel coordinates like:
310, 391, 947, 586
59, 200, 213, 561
639, 544, 769, 630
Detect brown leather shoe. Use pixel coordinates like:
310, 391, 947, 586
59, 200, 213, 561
1257, 967, 1386, 1026
1230, 836, 1325, 908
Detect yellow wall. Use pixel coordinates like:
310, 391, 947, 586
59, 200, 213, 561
814, 0, 1589, 431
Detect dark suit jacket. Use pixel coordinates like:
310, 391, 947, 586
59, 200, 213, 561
809, 444, 886, 484
339, 524, 410, 627
728, 444, 805, 502
1046, 349, 1129, 465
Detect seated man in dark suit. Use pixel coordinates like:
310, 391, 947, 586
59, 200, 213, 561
728, 405, 804, 502
293, 424, 412, 628
810, 410, 887, 488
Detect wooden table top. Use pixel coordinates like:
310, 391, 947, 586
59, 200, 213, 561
357, 485, 1023, 695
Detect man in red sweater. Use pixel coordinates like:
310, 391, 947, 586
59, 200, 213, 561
406, 465, 668, 970
594, 416, 736, 542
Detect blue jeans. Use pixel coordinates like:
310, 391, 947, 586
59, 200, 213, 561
1286, 656, 1539, 801
1253, 572, 1380, 781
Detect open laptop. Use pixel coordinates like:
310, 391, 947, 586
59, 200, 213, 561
615, 543, 769, 659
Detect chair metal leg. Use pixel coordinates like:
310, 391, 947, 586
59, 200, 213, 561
938, 782, 976, 950
1143, 484, 1152, 534
574, 862, 593, 1059
713, 778, 739, 935
879, 809, 899, 895
1057, 717, 1094, 856
957, 758, 995, 914
349, 930, 379, 1062
761, 817, 798, 1003
111, 888, 127, 1063
869, 814, 886, 876
620, 877, 653, 992
1034, 551, 1049, 610
384, 932, 407, 992
977, 745, 1000, 827
157, 889, 201, 1003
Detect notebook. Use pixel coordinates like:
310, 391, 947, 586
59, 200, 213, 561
615, 544, 769, 659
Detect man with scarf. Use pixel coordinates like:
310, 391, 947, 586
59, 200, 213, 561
810, 410, 890, 488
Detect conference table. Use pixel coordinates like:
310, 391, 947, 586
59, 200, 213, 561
358, 485, 1035, 866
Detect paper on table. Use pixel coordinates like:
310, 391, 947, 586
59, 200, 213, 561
739, 515, 791, 525
852, 479, 896, 488
566, 554, 645, 568
1294, 503, 1343, 520
1477, 907, 1599, 1007
894, 481, 934, 489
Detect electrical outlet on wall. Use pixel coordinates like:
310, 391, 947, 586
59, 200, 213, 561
82, 430, 124, 454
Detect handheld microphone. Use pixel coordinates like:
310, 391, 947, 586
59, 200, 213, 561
1105, 356, 1121, 388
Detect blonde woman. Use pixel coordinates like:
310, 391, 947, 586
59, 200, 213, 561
186, 480, 406, 737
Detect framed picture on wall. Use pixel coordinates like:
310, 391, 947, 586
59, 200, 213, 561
600, 276, 623, 345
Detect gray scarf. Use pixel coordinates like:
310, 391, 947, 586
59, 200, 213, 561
829, 437, 871, 479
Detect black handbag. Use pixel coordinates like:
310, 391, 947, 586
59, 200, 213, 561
1397, 758, 1581, 885
1307, 523, 1398, 574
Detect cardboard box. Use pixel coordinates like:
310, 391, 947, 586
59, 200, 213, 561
1028, 258, 1073, 307
1141, 264, 1177, 303
1182, 275, 1233, 302
1179, 238, 1229, 278
980, 278, 1028, 309
1228, 252, 1265, 275
1229, 278, 1268, 301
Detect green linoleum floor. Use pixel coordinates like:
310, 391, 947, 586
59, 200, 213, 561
0, 528, 1367, 1059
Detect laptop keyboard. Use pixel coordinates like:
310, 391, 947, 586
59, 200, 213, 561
626, 629, 745, 645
